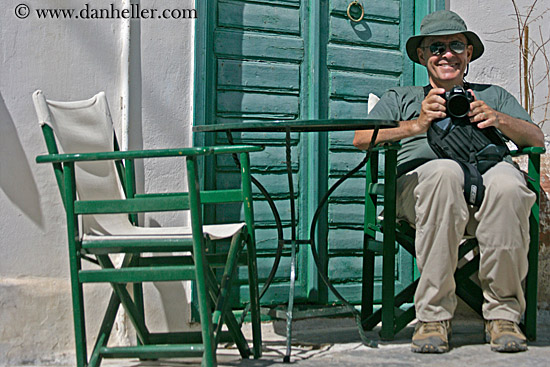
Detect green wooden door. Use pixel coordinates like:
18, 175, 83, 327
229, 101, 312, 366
194, 0, 444, 307
325, 0, 414, 304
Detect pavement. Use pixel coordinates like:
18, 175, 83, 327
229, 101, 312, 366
216, 311, 550, 367
11, 310, 550, 367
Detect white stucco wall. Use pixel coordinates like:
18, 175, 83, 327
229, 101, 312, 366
0, 0, 195, 364
451, 0, 550, 131
1, 0, 548, 365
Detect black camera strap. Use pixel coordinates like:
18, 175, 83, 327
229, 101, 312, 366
424, 84, 486, 207
457, 160, 485, 206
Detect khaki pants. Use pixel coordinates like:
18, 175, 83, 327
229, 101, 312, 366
396, 159, 535, 323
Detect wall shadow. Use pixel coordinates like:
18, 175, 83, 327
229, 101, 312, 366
128, 14, 144, 193
0, 92, 44, 227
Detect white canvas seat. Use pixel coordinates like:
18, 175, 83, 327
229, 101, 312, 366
82, 223, 246, 241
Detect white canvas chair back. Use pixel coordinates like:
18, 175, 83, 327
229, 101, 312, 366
32, 90, 137, 236
368, 93, 380, 114
33, 90, 244, 240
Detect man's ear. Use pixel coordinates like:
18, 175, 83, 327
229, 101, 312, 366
417, 48, 427, 65
466, 44, 473, 63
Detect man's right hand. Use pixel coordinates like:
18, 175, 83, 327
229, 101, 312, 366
416, 88, 447, 134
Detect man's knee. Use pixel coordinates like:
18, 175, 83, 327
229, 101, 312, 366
418, 159, 464, 189
414, 160, 468, 215
483, 163, 532, 201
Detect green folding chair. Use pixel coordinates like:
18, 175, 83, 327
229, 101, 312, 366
33, 90, 262, 367
361, 143, 544, 341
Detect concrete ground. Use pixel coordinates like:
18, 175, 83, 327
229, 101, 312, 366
215, 312, 550, 367
15, 309, 549, 367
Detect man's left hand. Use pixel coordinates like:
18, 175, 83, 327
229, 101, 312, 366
468, 91, 500, 129
467, 89, 544, 148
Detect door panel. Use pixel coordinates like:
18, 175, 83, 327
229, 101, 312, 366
218, 60, 300, 91
213, 0, 308, 305
214, 31, 304, 62
218, 1, 301, 34
326, 0, 414, 303
327, 44, 403, 73
330, 71, 401, 99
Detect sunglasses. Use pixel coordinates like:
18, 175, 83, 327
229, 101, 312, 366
423, 41, 467, 56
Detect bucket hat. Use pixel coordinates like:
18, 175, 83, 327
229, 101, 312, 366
406, 10, 484, 64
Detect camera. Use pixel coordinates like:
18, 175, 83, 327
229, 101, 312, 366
443, 85, 473, 119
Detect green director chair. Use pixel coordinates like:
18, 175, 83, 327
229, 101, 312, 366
361, 142, 544, 341
33, 90, 262, 367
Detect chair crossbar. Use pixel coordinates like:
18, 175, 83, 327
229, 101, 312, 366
79, 265, 197, 283
75, 197, 190, 214
75, 189, 244, 215
456, 278, 484, 316
393, 305, 416, 334
148, 331, 236, 344
82, 239, 194, 254
458, 239, 478, 259
135, 253, 249, 268
455, 254, 480, 281
35, 145, 264, 164
134, 189, 244, 204
99, 344, 205, 359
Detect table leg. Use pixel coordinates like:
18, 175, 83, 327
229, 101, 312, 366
223, 127, 381, 359
284, 239, 297, 363
224, 130, 298, 362
283, 129, 297, 362
225, 131, 286, 306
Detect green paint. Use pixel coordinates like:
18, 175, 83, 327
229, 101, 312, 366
195, 0, 421, 307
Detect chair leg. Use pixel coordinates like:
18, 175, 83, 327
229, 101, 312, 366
211, 234, 247, 347
70, 278, 88, 367
361, 246, 375, 323
245, 236, 262, 359
524, 251, 538, 340
88, 293, 121, 367
132, 255, 145, 346
524, 203, 540, 340
380, 252, 396, 340
205, 266, 250, 358
524, 151, 541, 340
221, 306, 251, 358
65, 167, 88, 367
380, 148, 397, 340
97, 255, 151, 345
133, 282, 145, 346
194, 261, 217, 367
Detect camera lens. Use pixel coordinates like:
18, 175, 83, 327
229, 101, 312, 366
447, 94, 470, 118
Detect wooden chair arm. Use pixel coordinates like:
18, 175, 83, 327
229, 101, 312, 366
36, 145, 264, 164
510, 146, 546, 156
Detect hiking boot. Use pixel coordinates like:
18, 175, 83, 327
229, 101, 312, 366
485, 319, 527, 352
411, 320, 451, 353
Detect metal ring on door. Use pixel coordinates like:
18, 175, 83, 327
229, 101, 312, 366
347, 1, 364, 22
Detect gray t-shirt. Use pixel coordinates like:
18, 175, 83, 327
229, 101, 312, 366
367, 83, 533, 174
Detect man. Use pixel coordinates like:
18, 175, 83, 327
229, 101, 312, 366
354, 10, 544, 353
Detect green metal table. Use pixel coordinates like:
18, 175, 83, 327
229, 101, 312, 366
193, 119, 398, 361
